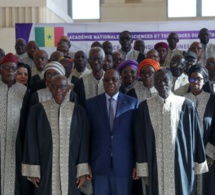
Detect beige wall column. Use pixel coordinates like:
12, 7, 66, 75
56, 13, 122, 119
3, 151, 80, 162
0, 0, 73, 53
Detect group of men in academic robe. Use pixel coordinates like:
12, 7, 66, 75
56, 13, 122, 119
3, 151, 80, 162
0, 52, 211, 195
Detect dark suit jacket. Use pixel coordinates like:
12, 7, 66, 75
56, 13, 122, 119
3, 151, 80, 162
86, 92, 139, 177
73, 78, 86, 108
30, 78, 46, 95
31, 74, 42, 85
203, 81, 213, 94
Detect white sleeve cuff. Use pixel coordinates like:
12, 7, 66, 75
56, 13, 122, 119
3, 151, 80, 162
136, 162, 148, 177
76, 163, 89, 178
194, 160, 208, 175
206, 142, 215, 160
22, 164, 40, 178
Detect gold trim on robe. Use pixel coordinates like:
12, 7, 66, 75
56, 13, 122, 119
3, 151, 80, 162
0, 81, 26, 195
147, 93, 184, 195
136, 162, 148, 177
206, 142, 215, 160
83, 72, 105, 100
42, 99, 74, 195
134, 81, 157, 102
76, 163, 89, 178
22, 164, 40, 178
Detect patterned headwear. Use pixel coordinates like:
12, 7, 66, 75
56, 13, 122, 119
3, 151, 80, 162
0, 53, 17, 66
154, 42, 168, 50
58, 56, 73, 62
138, 59, 160, 75
116, 59, 139, 75
44, 61, 65, 76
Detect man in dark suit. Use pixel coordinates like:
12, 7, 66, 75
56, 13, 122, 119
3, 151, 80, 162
86, 69, 139, 195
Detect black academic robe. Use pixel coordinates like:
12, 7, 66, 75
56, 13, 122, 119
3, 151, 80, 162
119, 85, 137, 98
185, 92, 215, 195
22, 100, 90, 195
137, 53, 146, 64
203, 81, 213, 94
203, 107, 215, 195
30, 87, 78, 106
202, 94, 215, 195
73, 78, 88, 108
31, 74, 42, 85
16, 90, 35, 195
71, 75, 79, 85
135, 94, 208, 195
30, 78, 46, 95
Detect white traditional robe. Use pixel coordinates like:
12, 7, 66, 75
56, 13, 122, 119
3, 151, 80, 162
0, 80, 27, 195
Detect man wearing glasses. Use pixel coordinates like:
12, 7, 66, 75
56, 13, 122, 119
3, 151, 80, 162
170, 54, 190, 96
135, 68, 208, 195
22, 75, 90, 195
0, 53, 32, 194
30, 61, 77, 106
117, 30, 139, 61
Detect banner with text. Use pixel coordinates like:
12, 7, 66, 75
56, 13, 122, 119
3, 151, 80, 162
16, 21, 215, 56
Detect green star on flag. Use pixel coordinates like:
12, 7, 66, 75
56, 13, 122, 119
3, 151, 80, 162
35, 27, 64, 47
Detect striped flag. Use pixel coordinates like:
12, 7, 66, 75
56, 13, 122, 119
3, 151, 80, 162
35, 27, 64, 47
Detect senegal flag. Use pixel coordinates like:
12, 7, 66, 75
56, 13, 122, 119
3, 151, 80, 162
35, 27, 64, 47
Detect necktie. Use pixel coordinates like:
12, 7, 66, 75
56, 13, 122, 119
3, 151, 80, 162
109, 97, 114, 130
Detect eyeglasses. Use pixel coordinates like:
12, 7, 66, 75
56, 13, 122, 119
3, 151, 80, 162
206, 62, 215, 66
104, 77, 120, 82
45, 72, 60, 78
189, 77, 203, 83
34, 56, 47, 61
1, 65, 17, 71
88, 57, 103, 63
57, 49, 69, 53
51, 85, 68, 91
16, 43, 26, 47
113, 57, 123, 62
189, 47, 203, 51
155, 79, 170, 85
122, 69, 137, 75
120, 37, 132, 41
185, 59, 196, 64
171, 63, 184, 69
141, 71, 155, 76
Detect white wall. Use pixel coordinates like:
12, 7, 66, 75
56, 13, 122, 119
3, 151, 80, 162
0, 28, 15, 54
